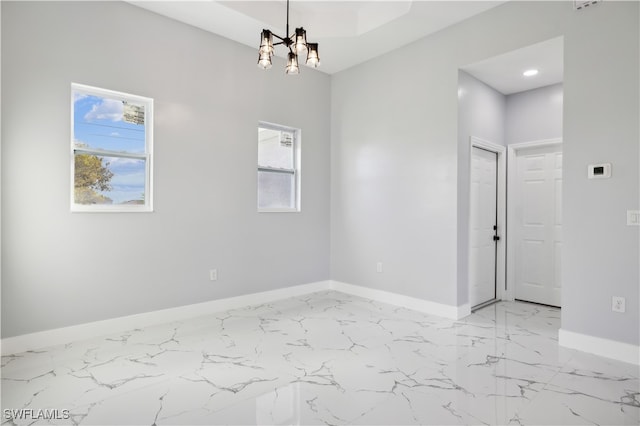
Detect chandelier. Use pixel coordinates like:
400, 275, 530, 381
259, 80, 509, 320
257, 0, 320, 74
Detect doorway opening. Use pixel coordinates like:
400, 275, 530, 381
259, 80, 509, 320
459, 36, 564, 312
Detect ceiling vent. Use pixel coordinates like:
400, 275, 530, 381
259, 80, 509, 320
574, 0, 601, 10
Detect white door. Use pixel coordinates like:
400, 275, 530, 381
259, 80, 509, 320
514, 146, 562, 307
470, 147, 498, 307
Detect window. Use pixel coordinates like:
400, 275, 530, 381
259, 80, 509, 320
71, 84, 153, 212
257, 122, 300, 212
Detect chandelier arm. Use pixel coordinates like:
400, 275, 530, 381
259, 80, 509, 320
272, 33, 293, 47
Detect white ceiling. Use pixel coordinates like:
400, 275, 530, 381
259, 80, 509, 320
461, 36, 564, 95
129, 1, 563, 93
129, 0, 507, 74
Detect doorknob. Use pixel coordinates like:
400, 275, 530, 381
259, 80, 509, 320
493, 235, 500, 241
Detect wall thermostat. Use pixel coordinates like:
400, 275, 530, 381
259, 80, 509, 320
588, 163, 611, 179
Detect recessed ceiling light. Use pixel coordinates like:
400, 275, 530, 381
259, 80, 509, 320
523, 69, 539, 77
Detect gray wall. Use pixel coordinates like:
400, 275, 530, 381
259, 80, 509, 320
506, 83, 563, 144
561, 3, 639, 345
1, 1, 331, 337
331, 1, 638, 345
3, 1, 638, 349
330, 45, 459, 306
457, 70, 506, 304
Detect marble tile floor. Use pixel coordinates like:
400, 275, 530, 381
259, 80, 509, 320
1, 290, 638, 425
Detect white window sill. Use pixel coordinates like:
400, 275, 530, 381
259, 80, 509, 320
71, 205, 153, 213
258, 208, 300, 213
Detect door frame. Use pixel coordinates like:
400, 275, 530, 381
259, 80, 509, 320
506, 138, 563, 302
468, 137, 506, 305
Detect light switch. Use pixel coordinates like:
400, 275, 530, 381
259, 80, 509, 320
627, 210, 640, 226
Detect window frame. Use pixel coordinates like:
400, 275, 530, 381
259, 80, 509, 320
70, 83, 154, 213
257, 121, 301, 213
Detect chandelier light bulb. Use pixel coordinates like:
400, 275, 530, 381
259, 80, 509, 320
306, 43, 320, 67
259, 29, 274, 55
294, 28, 307, 53
257, 51, 272, 69
286, 52, 300, 75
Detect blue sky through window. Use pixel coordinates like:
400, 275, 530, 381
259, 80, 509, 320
74, 93, 147, 204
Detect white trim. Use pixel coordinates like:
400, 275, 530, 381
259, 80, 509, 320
1, 280, 474, 355
469, 137, 507, 305
258, 208, 299, 213
73, 146, 147, 161
1, 280, 329, 356
509, 138, 562, 151
330, 281, 470, 320
506, 138, 562, 301
559, 328, 640, 366
3, 278, 634, 365
471, 136, 507, 154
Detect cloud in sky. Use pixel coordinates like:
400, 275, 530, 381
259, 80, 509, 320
84, 98, 123, 122
73, 92, 89, 103
108, 157, 145, 175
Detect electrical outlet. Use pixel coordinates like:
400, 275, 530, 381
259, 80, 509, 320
612, 296, 625, 313
627, 210, 640, 226
376, 262, 383, 273
209, 269, 218, 281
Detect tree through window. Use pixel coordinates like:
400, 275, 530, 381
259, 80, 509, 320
71, 84, 153, 212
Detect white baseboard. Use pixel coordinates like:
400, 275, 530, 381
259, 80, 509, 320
1, 280, 330, 356
330, 280, 470, 320
1, 280, 472, 355
559, 328, 640, 366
